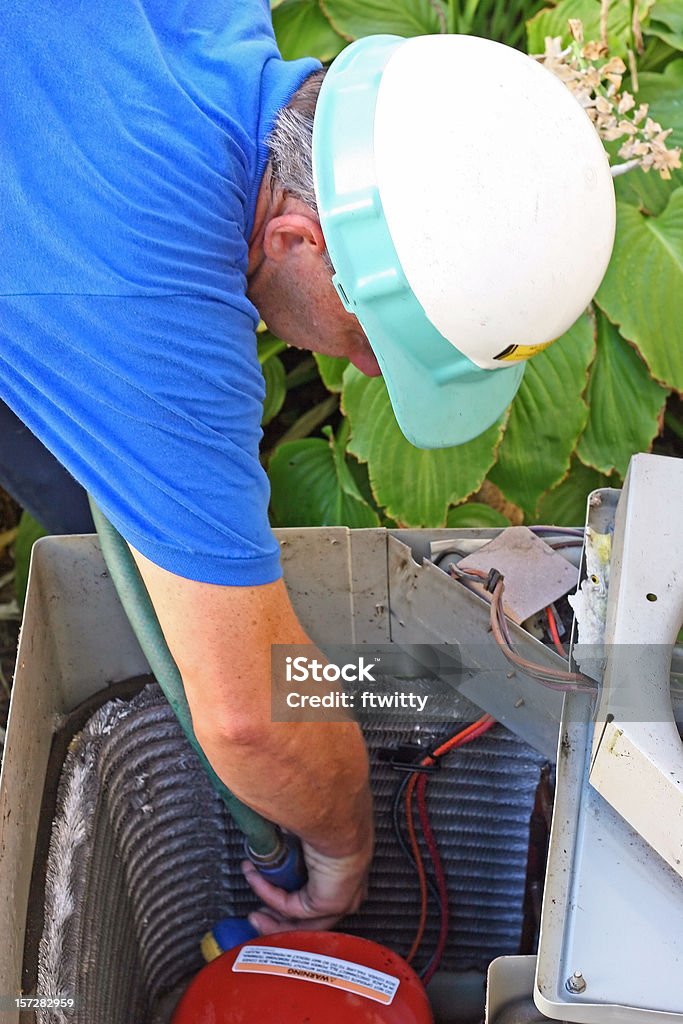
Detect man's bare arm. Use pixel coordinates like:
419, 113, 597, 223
130, 546, 373, 931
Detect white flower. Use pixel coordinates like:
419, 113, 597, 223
534, 18, 680, 181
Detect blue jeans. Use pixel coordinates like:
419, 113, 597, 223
0, 400, 94, 534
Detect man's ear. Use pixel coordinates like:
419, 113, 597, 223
263, 212, 326, 262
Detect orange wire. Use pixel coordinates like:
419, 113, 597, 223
404, 714, 496, 964
430, 714, 495, 758
546, 605, 567, 657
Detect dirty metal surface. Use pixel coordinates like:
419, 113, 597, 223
0, 536, 150, 1024
536, 455, 683, 1024
277, 527, 390, 646
387, 535, 565, 760
456, 527, 579, 625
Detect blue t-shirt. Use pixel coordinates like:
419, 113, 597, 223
1, 1, 319, 583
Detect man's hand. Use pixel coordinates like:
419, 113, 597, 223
243, 837, 373, 934
128, 547, 374, 932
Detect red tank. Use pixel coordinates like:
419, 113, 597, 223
172, 931, 434, 1023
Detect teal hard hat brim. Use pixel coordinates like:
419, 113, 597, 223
351, 293, 524, 448
313, 35, 525, 449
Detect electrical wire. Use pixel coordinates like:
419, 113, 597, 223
404, 769, 429, 965
546, 604, 567, 657
489, 576, 592, 691
529, 526, 584, 536
430, 526, 584, 571
548, 538, 584, 551
415, 716, 496, 980
395, 534, 592, 974
399, 715, 496, 977
391, 774, 442, 908
416, 772, 447, 986
448, 565, 595, 692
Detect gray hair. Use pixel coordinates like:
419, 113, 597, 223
266, 69, 327, 214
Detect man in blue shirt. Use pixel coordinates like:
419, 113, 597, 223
2, 2, 376, 934
2, 0, 618, 944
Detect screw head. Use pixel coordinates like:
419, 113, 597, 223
566, 970, 587, 994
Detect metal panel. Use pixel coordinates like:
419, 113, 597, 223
28, 535, 150, 707
387, 535, 564, 759
276, 527, 390, 644
486, 956, 538, 1023
0, 536, 150, 1024
536, 454, 683, 1024
589, 456, 683, 879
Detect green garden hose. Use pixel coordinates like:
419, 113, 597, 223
89, 497, 280, 858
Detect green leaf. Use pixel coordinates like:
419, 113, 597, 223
314, 353, 349, 393
526, 0, 654, 56
322, 0, 446, 40
614, 61, 683, 214
261, 354, 287, 426
638, 61, 683, 148
14, 510, 48, 609
577, 313, 668, 475
638, 34, 679, 72
342, 368, 504, 526
257, 332, 287, 365
472, 0, 547, 48
446, 502, 511, 528
272, 0, 346, 62
536, 457, 616, 526
269, 428, 380, 527
648, 0, 683, 50
488, 314, 596, 516
285, 356, 319, 390
595, 188, 683, 390
614, 158, 681, 217
273, 393, 339, 448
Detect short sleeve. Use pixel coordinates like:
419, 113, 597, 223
0, 293, 282, 585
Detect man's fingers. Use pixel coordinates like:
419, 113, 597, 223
242, 861, 315, 918
241, 859, 364, 925
240, 836, 371, 939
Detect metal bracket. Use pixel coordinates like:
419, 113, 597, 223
535, 454, 683, 1023
588, 457, 683, 880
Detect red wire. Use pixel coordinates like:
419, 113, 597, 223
404, 715, 496, 971
416, 772, 447, 986
404, 771, 428, 964
546, 604, 567, 657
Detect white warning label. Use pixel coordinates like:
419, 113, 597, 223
232, 944, 400, 1005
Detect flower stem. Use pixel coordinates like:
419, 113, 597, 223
610, 158, 643, 176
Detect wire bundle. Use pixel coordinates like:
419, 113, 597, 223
545, 604, 567, 657
449, 565, 595, 693
393, 715, 496, 985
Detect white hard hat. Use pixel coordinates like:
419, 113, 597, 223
312, 34, 616, 448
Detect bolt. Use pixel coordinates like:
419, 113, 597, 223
566, 970, 586, 994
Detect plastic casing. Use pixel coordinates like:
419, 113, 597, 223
172, 931, 434, 1023
312, 34, 616, 449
